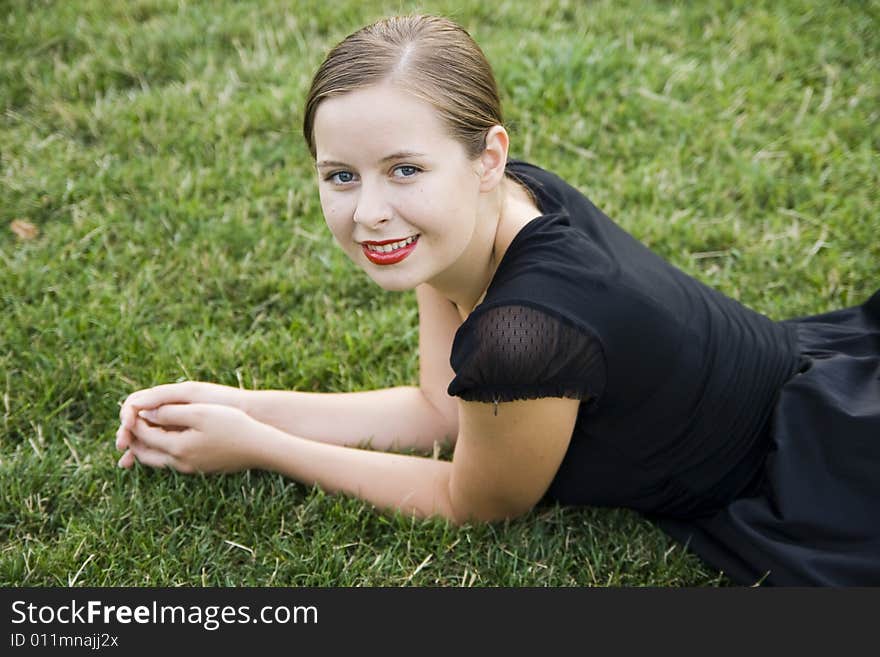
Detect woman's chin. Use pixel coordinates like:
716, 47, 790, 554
352, 251, 426, 291
367, 274, 418, 292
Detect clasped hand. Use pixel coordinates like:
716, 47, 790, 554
115, 383, 260, 474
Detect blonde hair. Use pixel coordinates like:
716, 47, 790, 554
302, 15, 503, 159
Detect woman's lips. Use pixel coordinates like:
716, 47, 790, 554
361, 235, 419, 266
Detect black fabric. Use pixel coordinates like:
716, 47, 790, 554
446, 159, 880, 585
448, 303, 605, 405
656, 292, 880, 585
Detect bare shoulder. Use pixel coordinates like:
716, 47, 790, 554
449, 395, 579, 523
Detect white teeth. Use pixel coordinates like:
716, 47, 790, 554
365, 236, 417, 253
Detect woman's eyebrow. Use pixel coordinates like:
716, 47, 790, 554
379, 150, 427, 163
316, 159, 348, 169
316, 151, 427, 169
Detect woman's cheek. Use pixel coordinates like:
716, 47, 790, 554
321, 203, 350, 238
328, 222, 352, 249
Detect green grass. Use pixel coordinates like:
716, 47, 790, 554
1, 0, 877, 586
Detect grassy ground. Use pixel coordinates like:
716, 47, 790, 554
1, 0, 877, 586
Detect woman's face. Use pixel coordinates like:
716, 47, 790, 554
312, 82, 485, 292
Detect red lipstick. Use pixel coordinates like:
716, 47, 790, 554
361, 235, 419, 266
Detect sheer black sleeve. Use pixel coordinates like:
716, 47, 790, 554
447, 303, 606, 406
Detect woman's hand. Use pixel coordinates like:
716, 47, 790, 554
116, 382, 247, 454
118, 403, 266, 474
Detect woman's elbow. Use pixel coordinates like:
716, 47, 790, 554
445, 481, 533, 526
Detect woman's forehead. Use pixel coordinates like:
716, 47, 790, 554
313, 83, 454, 159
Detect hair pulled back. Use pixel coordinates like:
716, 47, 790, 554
302, 15, 503, 159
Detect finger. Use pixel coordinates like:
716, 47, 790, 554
124, 404, 137, 431
116, 424, 145, 451
117, 448, 136, 469
115, 425, 132, 451
121, 400, 140, 431
132, 416, 186, 454
138, 403, 206, 429
121, 383, 192, 430
127, 439, 177, 470
123, 395, 156, 431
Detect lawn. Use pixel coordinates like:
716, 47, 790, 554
1, 0, 877, 586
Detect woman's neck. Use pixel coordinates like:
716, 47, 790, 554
432, 176, 540, 321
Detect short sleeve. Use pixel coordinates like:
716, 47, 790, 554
447, 303, 606, 406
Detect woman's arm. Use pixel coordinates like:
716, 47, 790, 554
128, 394, 579, 524
118, 382, 454, 453
238, 386, 454, 452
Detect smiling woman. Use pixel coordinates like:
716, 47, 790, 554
115, 14, 880, 587
311, 81, 535, 302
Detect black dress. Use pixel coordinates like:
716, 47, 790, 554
447, 160, 880, 586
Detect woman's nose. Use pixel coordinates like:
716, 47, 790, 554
353, 183, 391, 228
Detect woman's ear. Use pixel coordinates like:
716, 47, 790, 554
477, 125, 509, 192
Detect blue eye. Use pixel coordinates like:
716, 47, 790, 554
393, 165, 420, 178
328, 171, 355, 184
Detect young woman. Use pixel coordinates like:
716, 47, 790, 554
115, 15, 880, 586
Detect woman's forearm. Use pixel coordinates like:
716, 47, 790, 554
238, 386, 457, 452
251, 421, 459, 522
